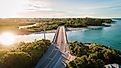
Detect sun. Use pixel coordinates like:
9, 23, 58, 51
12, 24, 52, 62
0, 32, 16, 46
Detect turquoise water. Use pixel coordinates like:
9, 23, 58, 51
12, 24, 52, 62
67, 19, 121, 50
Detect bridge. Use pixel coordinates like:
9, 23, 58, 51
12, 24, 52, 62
35, 26, 70, 68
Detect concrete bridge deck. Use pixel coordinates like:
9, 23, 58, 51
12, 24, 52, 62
35, 26, 70, 68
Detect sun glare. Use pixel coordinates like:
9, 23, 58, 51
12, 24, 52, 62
0, 32, 16, 46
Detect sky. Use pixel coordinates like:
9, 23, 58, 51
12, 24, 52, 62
0, 0, 121, 18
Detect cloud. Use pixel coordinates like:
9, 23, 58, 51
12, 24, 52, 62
101, 5, 121, 9
27, 8, 53, 11
19, 10, 66, 18
18, 0, 121, 18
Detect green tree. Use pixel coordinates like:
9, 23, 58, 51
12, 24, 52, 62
0, 52, 32, 68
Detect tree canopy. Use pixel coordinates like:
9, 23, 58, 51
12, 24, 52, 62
68, 41, 121, 68
0, 39, 51, 68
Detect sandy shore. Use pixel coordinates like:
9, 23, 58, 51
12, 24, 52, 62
87, 26, 103, 29
66, 27, 89, 31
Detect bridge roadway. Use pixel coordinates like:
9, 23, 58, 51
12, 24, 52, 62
35, 26, 70, 68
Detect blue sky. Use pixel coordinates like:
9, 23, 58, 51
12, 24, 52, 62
0, 0, 121, 18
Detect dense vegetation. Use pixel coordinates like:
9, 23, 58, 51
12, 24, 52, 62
25, 18, 113, 32
64, 18, 113, 27
0, 18, 113, 33
0, 39, 51, 68
68, 41, 121, 68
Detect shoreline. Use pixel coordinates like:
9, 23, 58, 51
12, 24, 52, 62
17, 22, 116, 35
32, 26, 103, 34
19, 25, 109, 35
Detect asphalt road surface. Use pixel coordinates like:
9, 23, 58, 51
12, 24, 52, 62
35, 26, 70, 68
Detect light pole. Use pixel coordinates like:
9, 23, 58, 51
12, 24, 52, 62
44, 23, 46, 40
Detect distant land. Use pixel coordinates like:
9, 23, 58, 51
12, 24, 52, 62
0, 18, 114, 35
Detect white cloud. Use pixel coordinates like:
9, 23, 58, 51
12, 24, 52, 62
27, 8, 53, 11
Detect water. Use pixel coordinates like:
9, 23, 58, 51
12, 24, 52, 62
16, 19, 121, 50
67, 19, 121, 50
16, 33, 55, 42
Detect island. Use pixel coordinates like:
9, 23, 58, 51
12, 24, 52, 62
0, 18, 114, 35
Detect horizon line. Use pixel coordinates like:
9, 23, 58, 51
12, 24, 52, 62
0, 16, 121, 19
